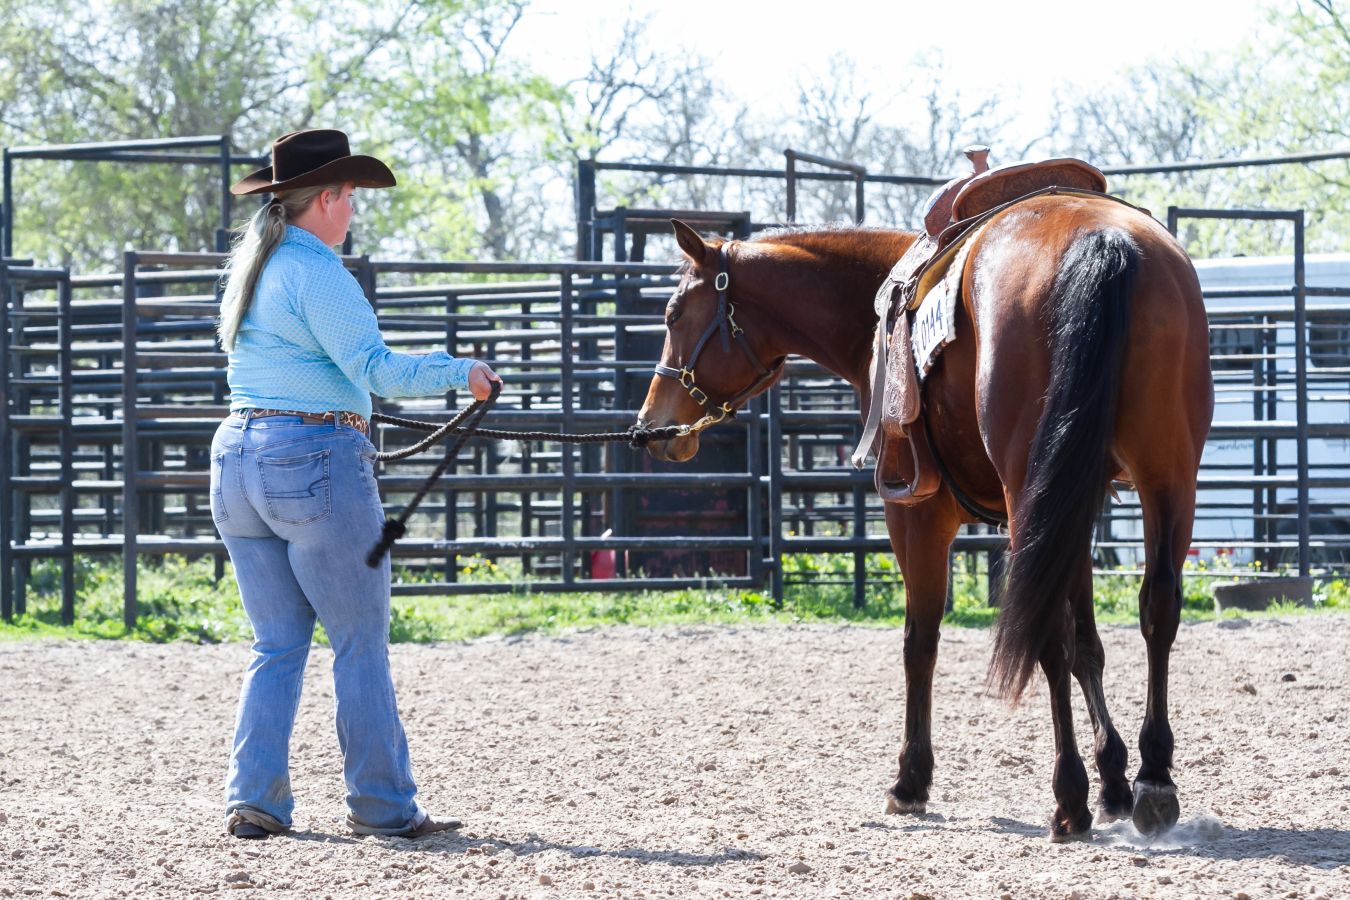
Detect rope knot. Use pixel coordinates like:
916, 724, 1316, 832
627, 424, 652, 449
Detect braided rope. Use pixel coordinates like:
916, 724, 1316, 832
365, 384, 501, 567
364, 390, 724, 566
369, 411, 690, 454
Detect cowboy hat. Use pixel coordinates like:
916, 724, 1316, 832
230, 129, 396, 196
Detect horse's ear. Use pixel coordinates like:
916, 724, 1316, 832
671, 219, 711, 263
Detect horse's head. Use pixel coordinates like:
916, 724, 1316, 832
636, 220, 786, 462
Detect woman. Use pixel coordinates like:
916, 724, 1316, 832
211, 129, 499, 840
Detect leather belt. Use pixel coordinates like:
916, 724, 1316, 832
231, 408, 369, 434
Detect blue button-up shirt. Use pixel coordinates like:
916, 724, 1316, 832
227, 226, 474, 418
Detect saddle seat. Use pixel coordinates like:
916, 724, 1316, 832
951, 157, 1106, 225
924, 151, 1107, 241
858, 149, 1110, 508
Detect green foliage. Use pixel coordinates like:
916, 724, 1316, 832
3, 0, 1347, 267
7, 553, 1340, 647
1059, 3, 1350, 255
0, 0, 570, 268
0, 0, 340, 267
0, 555, 251, 643
1315, 577, 1350, 610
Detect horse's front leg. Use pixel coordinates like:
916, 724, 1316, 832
883, 499, 960, 815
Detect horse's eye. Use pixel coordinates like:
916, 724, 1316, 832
666, 307, 682, 327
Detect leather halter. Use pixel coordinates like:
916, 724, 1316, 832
653, 243, 783, 434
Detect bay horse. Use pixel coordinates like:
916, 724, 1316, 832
635, 199, 1213, 841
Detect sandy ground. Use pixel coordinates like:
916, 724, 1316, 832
1, 614, 1348, 899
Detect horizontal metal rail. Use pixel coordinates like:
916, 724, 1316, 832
5, 205, 1349, 623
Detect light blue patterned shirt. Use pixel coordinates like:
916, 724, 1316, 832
227, 226, 475, 418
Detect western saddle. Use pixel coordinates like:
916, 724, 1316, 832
855, 147, 1110, 512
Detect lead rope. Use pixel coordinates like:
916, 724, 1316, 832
363, 386, 733, 566
369, 413, 697, 457
365, 383, 502, 567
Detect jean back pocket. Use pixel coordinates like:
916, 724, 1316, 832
210, 451, 229, 524
257, 449, 332, 525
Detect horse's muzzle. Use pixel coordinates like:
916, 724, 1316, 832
636, 418, 698, 462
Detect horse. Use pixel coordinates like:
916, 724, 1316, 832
635, 201, 1214, 841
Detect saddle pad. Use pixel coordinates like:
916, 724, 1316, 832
912, 224, 982, 380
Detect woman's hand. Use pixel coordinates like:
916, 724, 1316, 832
468, 361, 502, 401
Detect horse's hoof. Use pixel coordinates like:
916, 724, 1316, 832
1048, 825, 1093, 843
1131, 780, 1179, 836
885, 791, 926, 816
1049, 807, 1094, 842
1095, 804, 1129, 825
1096, 783, 1134, 824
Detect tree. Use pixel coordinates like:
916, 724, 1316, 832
779, 54, 1025, 229
555, 14, 752, 228
558, 34, 1026, 244
1055, 3, 1350, 255
0, 0, 414, 268
347, 0, 571, 261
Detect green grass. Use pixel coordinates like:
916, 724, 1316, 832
2, 553, 1347, 645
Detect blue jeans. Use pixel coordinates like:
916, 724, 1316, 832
210, 415, 424, 831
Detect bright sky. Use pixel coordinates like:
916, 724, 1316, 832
513, 0, 1275, 160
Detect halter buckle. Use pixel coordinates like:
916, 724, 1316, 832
678, 367, 696, 388
714, 271, 729, 292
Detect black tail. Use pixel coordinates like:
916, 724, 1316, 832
989, 229, 1139, 700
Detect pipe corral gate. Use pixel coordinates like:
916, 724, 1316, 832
2, 140, 1349, 627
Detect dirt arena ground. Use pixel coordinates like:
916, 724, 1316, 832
1, 614, 1347, 899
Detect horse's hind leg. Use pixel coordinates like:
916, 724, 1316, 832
884, 500, 960, 815
1069, 555, 1133, 822
1039, 608, 1094, 841
1130, 482, 1196, 835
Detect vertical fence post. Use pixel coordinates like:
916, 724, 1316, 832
575, 160, 596, 261
2, 149, 12, 258
121, 252, 139, 630
59, 273, 74, 625
12, 279, 27, 616
1292, 212, 1310, 577
0, 261, 11, 620
852, 474, 866, 609
747, 392, 766, 592
217, 137, 232, 252
560, 272, 576, 586
768, 382, 784, 603
444, 289, 460, 585
784, 151, 797, 224
611, 271, 630, 578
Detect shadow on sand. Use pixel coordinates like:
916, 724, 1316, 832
284, 829, 763, 867
986, 815, 1350, 864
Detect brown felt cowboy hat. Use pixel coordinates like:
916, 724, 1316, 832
230, 129, 397, 196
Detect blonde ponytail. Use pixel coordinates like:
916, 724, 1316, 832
217, 183, 340, 351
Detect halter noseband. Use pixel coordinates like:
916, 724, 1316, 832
653, 243, 783, 435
